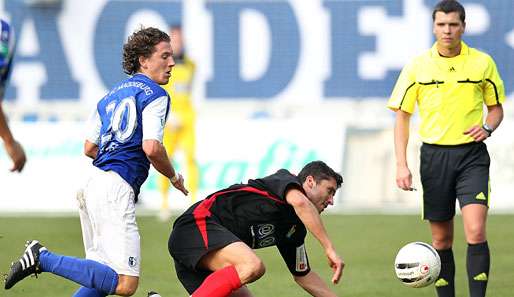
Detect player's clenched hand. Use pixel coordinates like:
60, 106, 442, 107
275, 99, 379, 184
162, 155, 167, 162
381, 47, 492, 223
325, 248, 344, 284
171, 173, 189, 196
463, 125, 488, 142
396, 165, 412, 191
4, 140, 26, 172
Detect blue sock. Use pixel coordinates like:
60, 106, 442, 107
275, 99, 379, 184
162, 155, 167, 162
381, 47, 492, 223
39, 250, 118, 295
73, 286, 107, 297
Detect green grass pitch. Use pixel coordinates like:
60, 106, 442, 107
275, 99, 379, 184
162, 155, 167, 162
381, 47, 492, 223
1, 214, 513, 297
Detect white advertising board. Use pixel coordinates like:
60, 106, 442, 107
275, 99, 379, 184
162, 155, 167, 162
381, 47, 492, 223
0, 119, 345, 213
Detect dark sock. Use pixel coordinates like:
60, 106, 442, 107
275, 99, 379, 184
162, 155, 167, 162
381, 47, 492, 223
435, 248, 455, 297
467, 241, 490, 297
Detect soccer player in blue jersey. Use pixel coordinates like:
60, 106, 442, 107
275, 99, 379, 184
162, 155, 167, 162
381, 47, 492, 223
4, 27, 188, 297
0, 19, 26, 172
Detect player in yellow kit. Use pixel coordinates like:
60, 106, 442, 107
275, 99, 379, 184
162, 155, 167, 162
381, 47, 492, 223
159, 25, 199, 219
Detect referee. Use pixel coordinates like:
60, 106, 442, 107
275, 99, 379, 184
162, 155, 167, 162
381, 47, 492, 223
387, 1, 504, 297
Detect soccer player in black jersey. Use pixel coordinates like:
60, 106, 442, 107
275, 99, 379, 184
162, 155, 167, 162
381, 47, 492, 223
168, 160, 344, 297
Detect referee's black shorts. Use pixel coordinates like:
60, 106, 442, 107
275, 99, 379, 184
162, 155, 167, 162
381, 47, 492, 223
168, 205, 241, 294
420, 141, 490, 221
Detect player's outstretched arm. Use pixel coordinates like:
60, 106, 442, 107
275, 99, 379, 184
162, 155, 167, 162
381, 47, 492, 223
0, 105, 26, 172
286, 189, 343, 283
294, 271, 339, 297
143, 139, 188, 195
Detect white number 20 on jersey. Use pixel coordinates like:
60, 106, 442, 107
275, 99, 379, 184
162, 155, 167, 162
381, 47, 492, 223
105, 96, 137, 143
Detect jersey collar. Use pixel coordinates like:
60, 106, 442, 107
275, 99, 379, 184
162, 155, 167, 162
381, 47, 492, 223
430, 41, 470, 58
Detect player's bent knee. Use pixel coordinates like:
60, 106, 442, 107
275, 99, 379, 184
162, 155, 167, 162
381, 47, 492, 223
250, 259, 266, 280
237, 258, 266, 284
116, 284, 137, 297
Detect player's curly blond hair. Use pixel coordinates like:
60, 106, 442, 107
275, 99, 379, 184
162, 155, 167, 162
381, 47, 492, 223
122, 27, 170, 75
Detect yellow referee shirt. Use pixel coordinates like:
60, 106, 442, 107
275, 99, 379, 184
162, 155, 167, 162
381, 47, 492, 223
388, 42, 505, 145
163, 55, 196, 118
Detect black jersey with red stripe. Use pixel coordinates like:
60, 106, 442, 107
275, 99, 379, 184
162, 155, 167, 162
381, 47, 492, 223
186, 169, 307, 249
174, 169, 312, 275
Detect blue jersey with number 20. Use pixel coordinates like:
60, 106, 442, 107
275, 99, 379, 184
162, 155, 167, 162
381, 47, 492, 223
93, 74, 169, 197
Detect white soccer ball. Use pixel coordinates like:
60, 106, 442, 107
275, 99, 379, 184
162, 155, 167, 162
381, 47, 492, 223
394, 241, 441, 288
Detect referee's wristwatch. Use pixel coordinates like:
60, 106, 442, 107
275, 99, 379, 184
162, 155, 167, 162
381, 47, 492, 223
482, 123, 494, 137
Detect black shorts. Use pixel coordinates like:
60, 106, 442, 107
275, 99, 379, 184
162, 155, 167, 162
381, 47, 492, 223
420, 141, 490, 221
168, 212, 241, 294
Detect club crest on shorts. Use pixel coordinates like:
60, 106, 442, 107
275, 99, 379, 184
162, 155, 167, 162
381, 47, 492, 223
128, 256, 138, 267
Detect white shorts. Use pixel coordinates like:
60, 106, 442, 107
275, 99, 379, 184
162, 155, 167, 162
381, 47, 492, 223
77, 167, 140, 276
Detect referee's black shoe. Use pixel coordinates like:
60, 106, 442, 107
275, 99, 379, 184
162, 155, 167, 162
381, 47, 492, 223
4, 240, 47, 289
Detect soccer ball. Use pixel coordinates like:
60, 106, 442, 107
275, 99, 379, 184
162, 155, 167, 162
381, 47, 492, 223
394, 242, 441, 288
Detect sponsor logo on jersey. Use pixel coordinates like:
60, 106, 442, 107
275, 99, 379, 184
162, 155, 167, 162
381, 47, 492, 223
250, 224, 276, 248
257, 224, 275, 236
258, 237, 276, 248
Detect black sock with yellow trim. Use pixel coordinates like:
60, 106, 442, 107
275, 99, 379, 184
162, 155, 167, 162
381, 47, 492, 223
467, 241, 490, 297
435, 248, 455, 297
